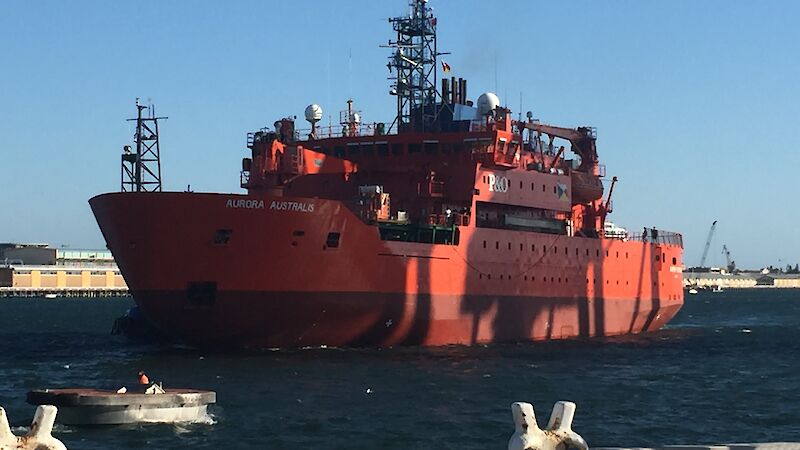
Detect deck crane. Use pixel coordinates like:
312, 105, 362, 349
699, 220, 717, 268
722, 245, 736, 273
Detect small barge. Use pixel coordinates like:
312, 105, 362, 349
27, 388, 215, 425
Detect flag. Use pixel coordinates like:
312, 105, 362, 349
441, 61, 451, 73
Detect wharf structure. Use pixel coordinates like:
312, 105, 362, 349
683, 270, 800, 289
0, 243, 128, 298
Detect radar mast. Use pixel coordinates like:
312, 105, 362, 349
386, 0, 444, 134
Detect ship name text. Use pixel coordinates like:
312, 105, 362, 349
226, 199, 265, 209
269, 201, 315, 213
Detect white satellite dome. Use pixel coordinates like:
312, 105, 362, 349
349, 112, 361, 124
477, 92, 500, 116
304, 104, 323, 123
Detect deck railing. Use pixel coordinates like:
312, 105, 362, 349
619, 230, 683, 247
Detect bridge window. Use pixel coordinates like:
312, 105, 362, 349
334, 146, 345, 158
409, 143, 422, 154
377, 143, 389, 156
391, 143, 404, 155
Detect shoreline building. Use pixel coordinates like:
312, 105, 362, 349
0, 243, 128, 297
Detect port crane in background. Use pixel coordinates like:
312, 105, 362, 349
699, 220, 718, 268
722, 245, 736, 273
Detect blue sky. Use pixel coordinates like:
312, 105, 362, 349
1, 0, 798, 269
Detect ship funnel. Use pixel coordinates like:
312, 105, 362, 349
477, 92, 500, 116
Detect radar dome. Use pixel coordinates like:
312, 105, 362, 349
477, 92, 500, 116
304, 104, 323, 123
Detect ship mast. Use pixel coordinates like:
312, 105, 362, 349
121, 99, 167, 192
386, 0, 442, 134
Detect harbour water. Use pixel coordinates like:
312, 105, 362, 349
1, 290, 799, 449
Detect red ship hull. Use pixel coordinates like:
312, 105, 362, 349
90, 192, 683, 348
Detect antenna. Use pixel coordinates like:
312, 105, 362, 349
121, 99, 168, 192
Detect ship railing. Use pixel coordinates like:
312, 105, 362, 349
295, 123, 391, 140
620, 230, 683, 247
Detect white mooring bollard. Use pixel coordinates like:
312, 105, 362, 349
509, 401, 588, 450
0, 405, 67, 450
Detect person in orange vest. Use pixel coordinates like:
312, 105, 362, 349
138, 371, 149, 385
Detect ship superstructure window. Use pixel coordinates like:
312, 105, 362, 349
409, 143, 421, 153
391, 143, 404, 155
326, 232, 341, 249
424, 142, 437, 154
377, 143, 388, 156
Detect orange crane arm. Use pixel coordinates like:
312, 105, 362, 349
518, 121, 598, 172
